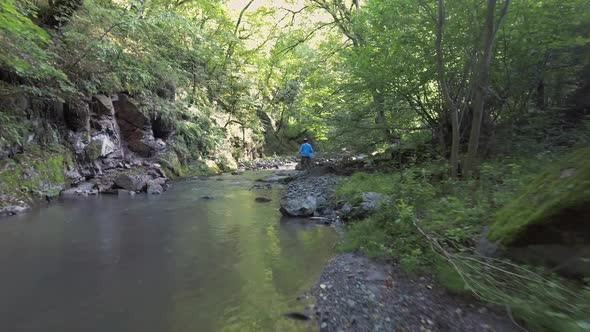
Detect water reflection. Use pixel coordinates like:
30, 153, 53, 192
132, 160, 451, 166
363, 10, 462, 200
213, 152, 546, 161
0, 172, 337, 332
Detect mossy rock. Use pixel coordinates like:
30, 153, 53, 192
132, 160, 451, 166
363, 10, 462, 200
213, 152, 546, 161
488, 147, 590, 246
0, 146, 72, 201
84, 140, 103, 161
158, 151, 184, 178
215, 153, 238, 172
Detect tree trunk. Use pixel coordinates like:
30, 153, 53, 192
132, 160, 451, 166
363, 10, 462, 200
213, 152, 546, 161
434, 0, 460, 177
465, 0, 510, 176
373, 91, 392, 142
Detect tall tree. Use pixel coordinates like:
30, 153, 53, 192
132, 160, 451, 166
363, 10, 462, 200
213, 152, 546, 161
464, 0, 510, 176
431, 0, 460, 177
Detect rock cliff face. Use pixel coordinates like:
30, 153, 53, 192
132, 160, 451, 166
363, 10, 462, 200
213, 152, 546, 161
60, 94, 168, 186
0, 92, 259, 216
0, 93, 172, 216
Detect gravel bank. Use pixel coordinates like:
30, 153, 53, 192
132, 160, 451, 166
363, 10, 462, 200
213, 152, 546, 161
311, 253, 521, 332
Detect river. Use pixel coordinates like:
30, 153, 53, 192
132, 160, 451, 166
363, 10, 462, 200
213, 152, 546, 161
0, 171, 337, 332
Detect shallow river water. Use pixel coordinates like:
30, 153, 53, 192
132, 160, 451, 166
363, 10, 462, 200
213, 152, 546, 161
0, 171, 337, 332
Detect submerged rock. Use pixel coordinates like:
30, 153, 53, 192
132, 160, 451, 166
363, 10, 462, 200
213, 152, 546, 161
259, 175, 294, 183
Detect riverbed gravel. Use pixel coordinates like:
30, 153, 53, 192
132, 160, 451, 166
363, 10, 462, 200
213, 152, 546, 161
310, 254, 522, 332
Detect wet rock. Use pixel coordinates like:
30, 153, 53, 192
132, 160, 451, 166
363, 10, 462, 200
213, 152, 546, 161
259, 175, 293, 183
117, 189, 136, 196
61, 182, 96, 196
146, 178, 166, 195
0, 204, 29, 216
280, 195, 317, 217
255, 197, 272, 203
284, 312, 311, 321
114, 174, 148, 192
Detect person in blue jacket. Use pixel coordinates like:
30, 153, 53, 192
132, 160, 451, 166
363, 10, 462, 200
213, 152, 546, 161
299, 138, 314, 169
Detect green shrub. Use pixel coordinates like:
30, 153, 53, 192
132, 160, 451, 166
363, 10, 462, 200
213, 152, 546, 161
338, 154, 590, 331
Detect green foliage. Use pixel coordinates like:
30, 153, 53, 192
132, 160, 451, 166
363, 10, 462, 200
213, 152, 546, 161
340, 156, 590, 330
489, 146, 590, 245
0, 0, 67, 82
0, 109, 30, 149
0, 145, 72, 200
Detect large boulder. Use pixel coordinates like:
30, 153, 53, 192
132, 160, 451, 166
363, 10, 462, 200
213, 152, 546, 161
487, 147, 590, 277
280, 195, 317, 217
113, 94, 150, 129
92, 95, 115, 116
113, 94, 158, 157
114, 174, 149, 192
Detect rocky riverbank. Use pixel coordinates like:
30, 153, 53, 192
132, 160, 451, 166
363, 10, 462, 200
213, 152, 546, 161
311, 254, 521, 332
0, 92, 262, 218
278, 165, 522, 331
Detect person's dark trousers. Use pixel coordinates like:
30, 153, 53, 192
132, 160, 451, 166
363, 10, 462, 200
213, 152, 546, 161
300, 156, 311, 169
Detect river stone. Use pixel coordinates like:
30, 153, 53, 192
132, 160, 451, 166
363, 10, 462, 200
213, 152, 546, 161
280, 195, 317, 217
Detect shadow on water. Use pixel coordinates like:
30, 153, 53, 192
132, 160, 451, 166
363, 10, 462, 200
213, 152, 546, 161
0, 171, 337, 332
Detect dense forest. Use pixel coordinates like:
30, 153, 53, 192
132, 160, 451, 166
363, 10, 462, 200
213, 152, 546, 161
1, 0, 590, 331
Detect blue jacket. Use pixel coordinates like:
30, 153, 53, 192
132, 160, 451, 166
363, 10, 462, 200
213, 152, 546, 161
300, 143, 314, 157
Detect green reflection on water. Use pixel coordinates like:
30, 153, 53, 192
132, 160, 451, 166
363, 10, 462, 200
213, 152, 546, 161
0, 172, 337, 332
